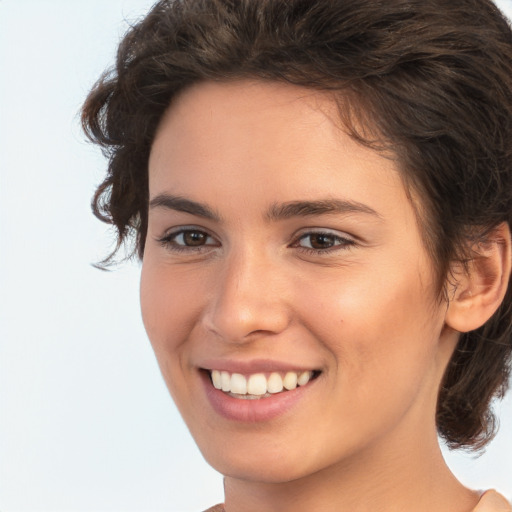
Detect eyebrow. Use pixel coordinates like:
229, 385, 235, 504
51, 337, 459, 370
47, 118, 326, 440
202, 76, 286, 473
266, 199, 380, 221
148, 193, 380, 223
149, 194, 221, 221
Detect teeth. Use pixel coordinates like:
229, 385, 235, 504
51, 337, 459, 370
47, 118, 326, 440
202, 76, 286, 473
221, 371, 231, 392
283, 371, 298, 390
267, 372, 284, 394
209, 370, 315, 396
298, 371, 311, 386
247, 374, 267, 395
212, 370, 222, 389
230, 373, 247, 394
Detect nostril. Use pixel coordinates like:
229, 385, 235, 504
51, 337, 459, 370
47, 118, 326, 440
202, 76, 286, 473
201, 280, 291, 342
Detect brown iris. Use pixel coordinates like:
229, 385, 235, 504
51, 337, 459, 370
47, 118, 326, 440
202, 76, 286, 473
308, 233, 337, 249
183, 231, 208, 246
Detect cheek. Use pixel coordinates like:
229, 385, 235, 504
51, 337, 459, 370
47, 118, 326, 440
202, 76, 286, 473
300, 264, 443, 395
140, 258, 201, 358
140, 257, 210, 416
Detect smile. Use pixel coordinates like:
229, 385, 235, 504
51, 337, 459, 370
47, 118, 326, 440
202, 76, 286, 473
200, 365, 322, 422
209, 370, 319, 399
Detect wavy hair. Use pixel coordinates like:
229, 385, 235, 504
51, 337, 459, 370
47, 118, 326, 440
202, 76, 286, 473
82, 0, 512, 449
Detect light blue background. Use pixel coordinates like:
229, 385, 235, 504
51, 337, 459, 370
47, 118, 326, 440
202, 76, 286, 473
1, 1, 511, 510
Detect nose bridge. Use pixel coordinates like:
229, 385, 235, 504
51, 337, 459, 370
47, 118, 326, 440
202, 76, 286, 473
204, 243, 290, 342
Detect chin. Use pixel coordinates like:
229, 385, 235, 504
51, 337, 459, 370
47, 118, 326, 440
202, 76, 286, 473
209, 453, 314, 484
193, 428, 340, 485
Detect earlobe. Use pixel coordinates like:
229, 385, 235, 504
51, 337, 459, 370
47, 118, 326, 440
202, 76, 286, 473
445, 222, 511, 333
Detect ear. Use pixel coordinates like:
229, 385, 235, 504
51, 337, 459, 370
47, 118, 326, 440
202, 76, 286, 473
445, 222, 511, 333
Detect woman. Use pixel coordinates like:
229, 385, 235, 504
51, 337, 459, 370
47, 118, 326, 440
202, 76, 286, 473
82, 0, 512, 510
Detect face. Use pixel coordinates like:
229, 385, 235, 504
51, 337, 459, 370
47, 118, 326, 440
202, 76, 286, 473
141, 80, 455, 483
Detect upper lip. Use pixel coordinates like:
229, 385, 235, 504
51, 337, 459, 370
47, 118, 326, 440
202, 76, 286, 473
198, 358, 321, 374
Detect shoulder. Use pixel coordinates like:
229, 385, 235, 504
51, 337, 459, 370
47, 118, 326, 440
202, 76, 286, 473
473, 490, 511, 512
203, 505, 225, 512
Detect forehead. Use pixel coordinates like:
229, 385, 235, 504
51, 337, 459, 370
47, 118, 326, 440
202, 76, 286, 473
152, 80, 346, 168
150, 81, 397, 192
149, 80, 423, 237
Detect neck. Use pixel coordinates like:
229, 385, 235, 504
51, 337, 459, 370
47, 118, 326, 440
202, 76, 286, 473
223, 426, 479, 512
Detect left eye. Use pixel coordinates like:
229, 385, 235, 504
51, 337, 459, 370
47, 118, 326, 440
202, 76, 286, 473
174, 230, 211, 246
295, 232, 353, 250
158, 229, 218, 250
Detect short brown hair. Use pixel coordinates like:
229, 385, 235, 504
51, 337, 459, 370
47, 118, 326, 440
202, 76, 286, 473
82, 0, 512, 450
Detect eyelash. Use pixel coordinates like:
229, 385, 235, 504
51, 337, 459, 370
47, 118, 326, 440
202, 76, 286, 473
156, 228, 356, 255
157, 228, 218, 253
291, 231, 356, 255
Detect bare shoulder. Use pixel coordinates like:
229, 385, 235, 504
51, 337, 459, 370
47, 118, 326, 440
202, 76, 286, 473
203, 505, 225, 512
474, 490, 512, 512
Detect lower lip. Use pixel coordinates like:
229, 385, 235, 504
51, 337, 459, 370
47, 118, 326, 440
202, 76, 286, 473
200, 371, 316, 423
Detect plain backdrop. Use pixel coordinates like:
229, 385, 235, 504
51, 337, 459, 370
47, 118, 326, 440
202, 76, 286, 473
0, 1, 511, 511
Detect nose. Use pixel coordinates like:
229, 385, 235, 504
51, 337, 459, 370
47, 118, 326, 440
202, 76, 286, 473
203, 249, 292, 343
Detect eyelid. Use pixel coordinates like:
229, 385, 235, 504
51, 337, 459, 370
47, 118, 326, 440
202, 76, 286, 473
290, 227, 357, 252
292, 227, 356, 241
155, 225, 356, 254
156, 225, 220, 250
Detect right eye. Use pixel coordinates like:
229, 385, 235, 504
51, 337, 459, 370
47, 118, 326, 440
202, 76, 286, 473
157, 228, 219, 252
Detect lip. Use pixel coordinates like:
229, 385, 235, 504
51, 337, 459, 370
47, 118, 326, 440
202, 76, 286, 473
199, 357, 318, 375
199, 368, 319, 423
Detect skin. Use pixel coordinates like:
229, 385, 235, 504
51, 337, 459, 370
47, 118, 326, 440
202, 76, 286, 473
140, 80, 482, 512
